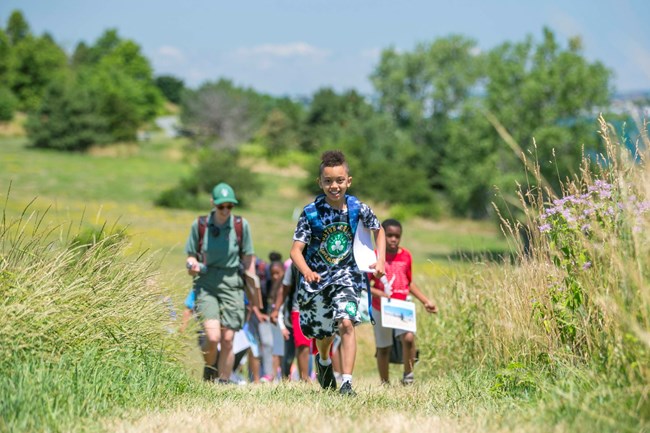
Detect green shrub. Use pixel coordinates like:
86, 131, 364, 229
155, 148, 262, 210
25, 76, 111, 151
0, 86, 18, 121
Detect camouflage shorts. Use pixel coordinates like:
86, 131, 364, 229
298, 285, 361, 339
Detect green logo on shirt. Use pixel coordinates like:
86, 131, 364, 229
345, 302, 357, 316
318, 223, 352, 265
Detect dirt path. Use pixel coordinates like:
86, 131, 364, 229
108, 399, 460, 433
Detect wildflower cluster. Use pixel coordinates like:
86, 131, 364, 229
533, 179, 648, 351
539, 179, 648, 264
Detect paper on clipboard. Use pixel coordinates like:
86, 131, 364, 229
380, 297, 417, 332
353, 223, 376, 272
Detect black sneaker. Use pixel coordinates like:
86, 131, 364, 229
339, 381, 356, 396
315, 354, 337, 390
203, 364, 218, 382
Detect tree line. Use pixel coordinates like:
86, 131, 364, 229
2, 9, 639, 220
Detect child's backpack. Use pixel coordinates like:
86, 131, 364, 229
196, 214, 243, 265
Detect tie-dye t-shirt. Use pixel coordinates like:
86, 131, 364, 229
293, 195, 380, 294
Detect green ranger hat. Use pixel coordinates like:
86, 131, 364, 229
212, 183, 239, 205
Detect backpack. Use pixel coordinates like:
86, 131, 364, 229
196, 214, 243, 265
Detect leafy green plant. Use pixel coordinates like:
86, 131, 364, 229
25, 73, 111, 151
0, 86, 18, 121
490, 362, 539, 397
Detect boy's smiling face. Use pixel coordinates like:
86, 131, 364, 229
318, 164, 351, 207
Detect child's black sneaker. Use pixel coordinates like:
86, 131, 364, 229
315, 354, 337, 390
339, 381, 356, 396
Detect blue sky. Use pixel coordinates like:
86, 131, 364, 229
1, 0, 648, 97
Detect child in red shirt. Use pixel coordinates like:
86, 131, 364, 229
369, 219, 437, 385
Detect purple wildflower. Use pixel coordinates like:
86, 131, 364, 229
582, 261, 592, 270
637, 201, 650, 213
539, 224, 551, 233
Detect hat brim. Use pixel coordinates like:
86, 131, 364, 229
213, 197, 238, 205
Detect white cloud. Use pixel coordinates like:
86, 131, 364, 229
157, 45, 186, 63
234, 42, 330, 61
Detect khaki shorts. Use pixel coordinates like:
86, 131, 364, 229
372, 306, 411, 348
195, 286, 245, 331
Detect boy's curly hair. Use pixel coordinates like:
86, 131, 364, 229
319, 150, 349, 175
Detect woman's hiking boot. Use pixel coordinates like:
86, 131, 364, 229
203, 364, 218, 382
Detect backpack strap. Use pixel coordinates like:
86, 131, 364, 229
196, 215, 208, 264
233, 215, 243, 258
346, 194, 361, 235
198, 214, 244, 264
303, 195, 324, 262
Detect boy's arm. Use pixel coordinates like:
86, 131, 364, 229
409, 281, 438, 313
368, 275, 389, 298
371, 226, 386, 279
290, 240, 321, 283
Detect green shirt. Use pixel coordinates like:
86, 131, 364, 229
185, 212, 254, 291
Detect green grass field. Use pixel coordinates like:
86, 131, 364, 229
0, 133, 507, 379
0, 134, 509, 301
4, 128, 645, 433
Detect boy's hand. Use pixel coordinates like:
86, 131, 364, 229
269, 309, 279, 324
424, 301, 438, 314
282, 328, 290, 340
303, 269, 321, 283
369, 262, 385, 279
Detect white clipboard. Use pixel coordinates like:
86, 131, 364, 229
380, 297, 417, 332
353, 223, 376, 272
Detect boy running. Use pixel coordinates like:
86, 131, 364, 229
290, 150, 385, 396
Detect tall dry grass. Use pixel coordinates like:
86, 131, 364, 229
0, 195, 199, 432
416, 116, 649, 431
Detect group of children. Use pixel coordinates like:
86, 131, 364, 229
183, 150, 438, 394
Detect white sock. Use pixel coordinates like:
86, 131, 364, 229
318, 356, 332, 366
342, 374, 352, 384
